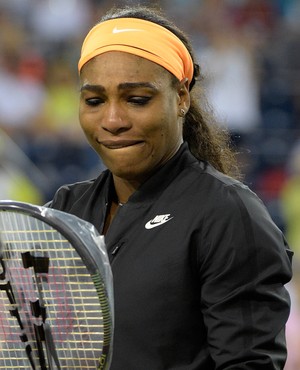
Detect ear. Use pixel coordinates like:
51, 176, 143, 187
177, 78, 190, 117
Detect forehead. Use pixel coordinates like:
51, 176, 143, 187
80, 51, 173, 85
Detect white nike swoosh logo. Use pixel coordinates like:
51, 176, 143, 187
112, 27, 142, 34
145, 214, 174, 229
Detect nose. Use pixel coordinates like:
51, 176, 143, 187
101, 102, 131, 134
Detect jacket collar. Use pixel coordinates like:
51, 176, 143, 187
110, 142, 198, 205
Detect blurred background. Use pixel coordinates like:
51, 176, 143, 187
0, 0, 299, 367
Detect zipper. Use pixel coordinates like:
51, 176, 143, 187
110, 240, 125, 264
100, 201, 109, 235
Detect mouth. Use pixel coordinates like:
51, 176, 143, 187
98, 139, 144, 149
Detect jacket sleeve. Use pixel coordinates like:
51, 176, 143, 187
198, 184, 293, 370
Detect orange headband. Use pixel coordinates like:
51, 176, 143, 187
78, 18, 194, 83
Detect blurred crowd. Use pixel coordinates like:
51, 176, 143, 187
0, 0, 300, 368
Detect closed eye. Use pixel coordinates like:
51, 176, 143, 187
128, 96, 152, 106
85, 98, 103, 106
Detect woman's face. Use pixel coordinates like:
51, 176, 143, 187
79, 51, 190, 183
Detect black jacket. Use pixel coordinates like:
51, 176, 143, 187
47, 143, 293, 369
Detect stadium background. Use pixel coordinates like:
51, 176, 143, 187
0, 0, 299, 368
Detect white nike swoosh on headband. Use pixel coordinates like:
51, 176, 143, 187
112, 27, 142, 34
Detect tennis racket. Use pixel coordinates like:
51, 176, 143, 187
0, 200, 114, 370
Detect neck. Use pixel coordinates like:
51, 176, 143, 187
113, 175, 141, 205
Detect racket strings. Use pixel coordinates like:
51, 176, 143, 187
0, 210, 110, 369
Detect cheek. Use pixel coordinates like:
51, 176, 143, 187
144, 120, 168, 145
79, 105, 87, 129
79, 110, 94, 136
157, 113, 179, 140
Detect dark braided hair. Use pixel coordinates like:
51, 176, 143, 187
99, 5, 241, 178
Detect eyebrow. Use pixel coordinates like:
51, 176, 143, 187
80, 82, 158, 92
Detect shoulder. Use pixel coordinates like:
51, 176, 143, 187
46, 170, 109, 211
186, 161, 265, 217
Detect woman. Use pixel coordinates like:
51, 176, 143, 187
47, 5, 293, 369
